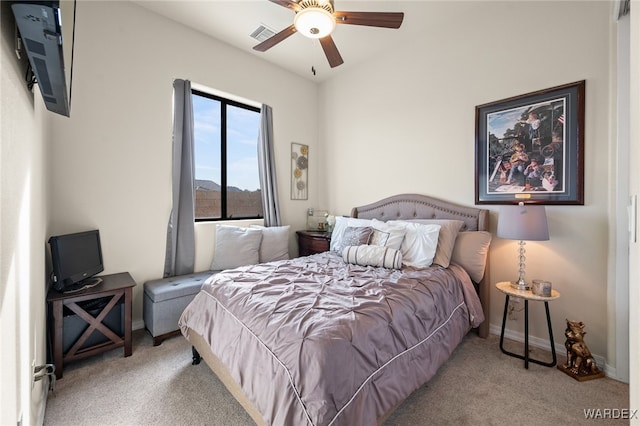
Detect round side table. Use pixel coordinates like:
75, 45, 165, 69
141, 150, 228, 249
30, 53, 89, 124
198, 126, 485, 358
496, 281, 560, 369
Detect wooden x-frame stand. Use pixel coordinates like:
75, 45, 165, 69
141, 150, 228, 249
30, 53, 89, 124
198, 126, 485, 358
47, 272, 136, 379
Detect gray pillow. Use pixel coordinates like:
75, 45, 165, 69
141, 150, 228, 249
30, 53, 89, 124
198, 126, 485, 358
250, 225, 290, 263
450, 231, 492, 282
334, 226, 373, 254
330, 217, 373, 252
211, 225, 263, 270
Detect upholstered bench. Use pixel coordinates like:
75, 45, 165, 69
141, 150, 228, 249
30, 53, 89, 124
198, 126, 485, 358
143, 271, 217, 346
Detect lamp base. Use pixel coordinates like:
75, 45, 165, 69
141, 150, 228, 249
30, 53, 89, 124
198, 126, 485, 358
510, 281, 530, 291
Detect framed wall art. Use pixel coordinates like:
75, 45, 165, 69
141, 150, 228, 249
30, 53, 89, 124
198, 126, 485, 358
291, 142, 308, 200
475, 80, 585, 205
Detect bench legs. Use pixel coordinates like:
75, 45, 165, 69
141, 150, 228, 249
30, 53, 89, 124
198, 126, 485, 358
151, 329, 182, 346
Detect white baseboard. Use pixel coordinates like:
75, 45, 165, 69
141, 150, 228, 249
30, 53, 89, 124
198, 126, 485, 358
488, 323, 612, 378
132, 319, 145, 331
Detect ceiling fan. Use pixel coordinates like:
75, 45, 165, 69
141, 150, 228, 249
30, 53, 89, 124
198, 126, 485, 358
253, 0, 404, 68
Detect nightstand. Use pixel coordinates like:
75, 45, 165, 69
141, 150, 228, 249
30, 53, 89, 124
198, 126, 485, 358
47, 272, 136, 379
296, 230, 331, 256
496, 281, 560, 369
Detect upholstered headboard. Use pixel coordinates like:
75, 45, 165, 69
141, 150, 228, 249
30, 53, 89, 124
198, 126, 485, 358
351, 193, 490, 338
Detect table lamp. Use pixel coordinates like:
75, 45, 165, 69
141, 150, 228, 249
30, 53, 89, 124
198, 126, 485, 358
497, 202, 549, 290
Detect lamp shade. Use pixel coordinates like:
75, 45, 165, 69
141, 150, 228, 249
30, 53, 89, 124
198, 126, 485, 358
497, 203, 549, 241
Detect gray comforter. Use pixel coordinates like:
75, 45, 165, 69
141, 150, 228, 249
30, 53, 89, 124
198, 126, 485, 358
179, 251, 484, 426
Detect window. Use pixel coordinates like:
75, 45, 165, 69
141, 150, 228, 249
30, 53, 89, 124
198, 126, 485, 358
192, 89, 263, 221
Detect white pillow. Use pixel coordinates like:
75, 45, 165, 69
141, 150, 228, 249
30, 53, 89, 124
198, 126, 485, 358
450, 231, 492, 282
404, 219, 465, 268
342, 245, 403, 269
250, 225, 290, 263
211, 225, 263, 270
329, 216, 373, 252
370, 219, 407, 250
387, 221, 441, 268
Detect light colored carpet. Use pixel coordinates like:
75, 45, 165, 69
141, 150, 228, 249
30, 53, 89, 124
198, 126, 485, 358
44, 330, 629, 425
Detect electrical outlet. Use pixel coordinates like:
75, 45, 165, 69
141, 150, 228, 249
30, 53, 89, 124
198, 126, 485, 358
508, 303, 517, 320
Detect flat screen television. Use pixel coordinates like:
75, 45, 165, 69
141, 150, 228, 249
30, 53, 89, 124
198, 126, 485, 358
48, 229, 104, 293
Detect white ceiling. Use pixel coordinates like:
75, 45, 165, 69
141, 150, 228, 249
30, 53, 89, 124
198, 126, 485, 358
132, 0, 438, 82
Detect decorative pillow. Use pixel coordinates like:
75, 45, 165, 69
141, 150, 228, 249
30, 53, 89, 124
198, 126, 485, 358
343, 245, 403, 269
370, 219, 407, 250
450, 231, 492, 283
334, 226, 374, 254
385, 221, 441, 268
401, 219, 465, 268
211, 225, 263, 270
249, 225, 290, 263
330, 216, 373, 252
369, 228, 390, 246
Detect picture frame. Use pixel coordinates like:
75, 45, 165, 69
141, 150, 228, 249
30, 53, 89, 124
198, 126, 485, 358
291, 142, 308, 200
475, 81, 585, 205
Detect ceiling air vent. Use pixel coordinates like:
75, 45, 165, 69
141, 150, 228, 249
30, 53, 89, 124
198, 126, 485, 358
250, 25, 276, 43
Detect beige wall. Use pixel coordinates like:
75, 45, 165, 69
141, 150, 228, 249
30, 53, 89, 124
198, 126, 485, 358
1, 2, 50, 423
319, 1, 618, 373
48, 1, 319, 325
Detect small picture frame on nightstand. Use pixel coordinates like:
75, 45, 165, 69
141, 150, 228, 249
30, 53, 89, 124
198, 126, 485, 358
306, 208, 328, 231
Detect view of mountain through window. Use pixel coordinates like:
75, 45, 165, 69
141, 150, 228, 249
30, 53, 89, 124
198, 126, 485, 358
192, 90, 263, 220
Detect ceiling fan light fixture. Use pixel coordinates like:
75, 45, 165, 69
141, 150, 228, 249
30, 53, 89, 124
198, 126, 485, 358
294, 7, 336, 39
256, 0, 403, 69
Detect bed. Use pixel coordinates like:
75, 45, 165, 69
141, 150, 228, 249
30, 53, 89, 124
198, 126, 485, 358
179, 194, 491, 426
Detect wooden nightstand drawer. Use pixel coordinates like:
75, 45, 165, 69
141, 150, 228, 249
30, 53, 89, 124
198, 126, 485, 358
296, 230, 331, 256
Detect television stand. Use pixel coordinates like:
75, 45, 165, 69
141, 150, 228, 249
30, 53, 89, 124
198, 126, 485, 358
62, 277, 103, 294
47, 272, 136, 379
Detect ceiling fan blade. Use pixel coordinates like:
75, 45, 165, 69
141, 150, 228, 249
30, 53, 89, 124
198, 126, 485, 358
319, 35, 344, 68
253, 24, 297, 52
334, 11, 404, 29
267, 0, 298, 11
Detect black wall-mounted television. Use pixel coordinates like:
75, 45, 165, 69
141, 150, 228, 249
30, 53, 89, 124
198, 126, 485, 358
11, 0, 76, 117
48, 229, 104, 293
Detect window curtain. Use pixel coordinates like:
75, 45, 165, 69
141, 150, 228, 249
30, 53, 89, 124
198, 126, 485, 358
257, 104, 281, 227
164, 79, 195, 277
616, 0, 629, 19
